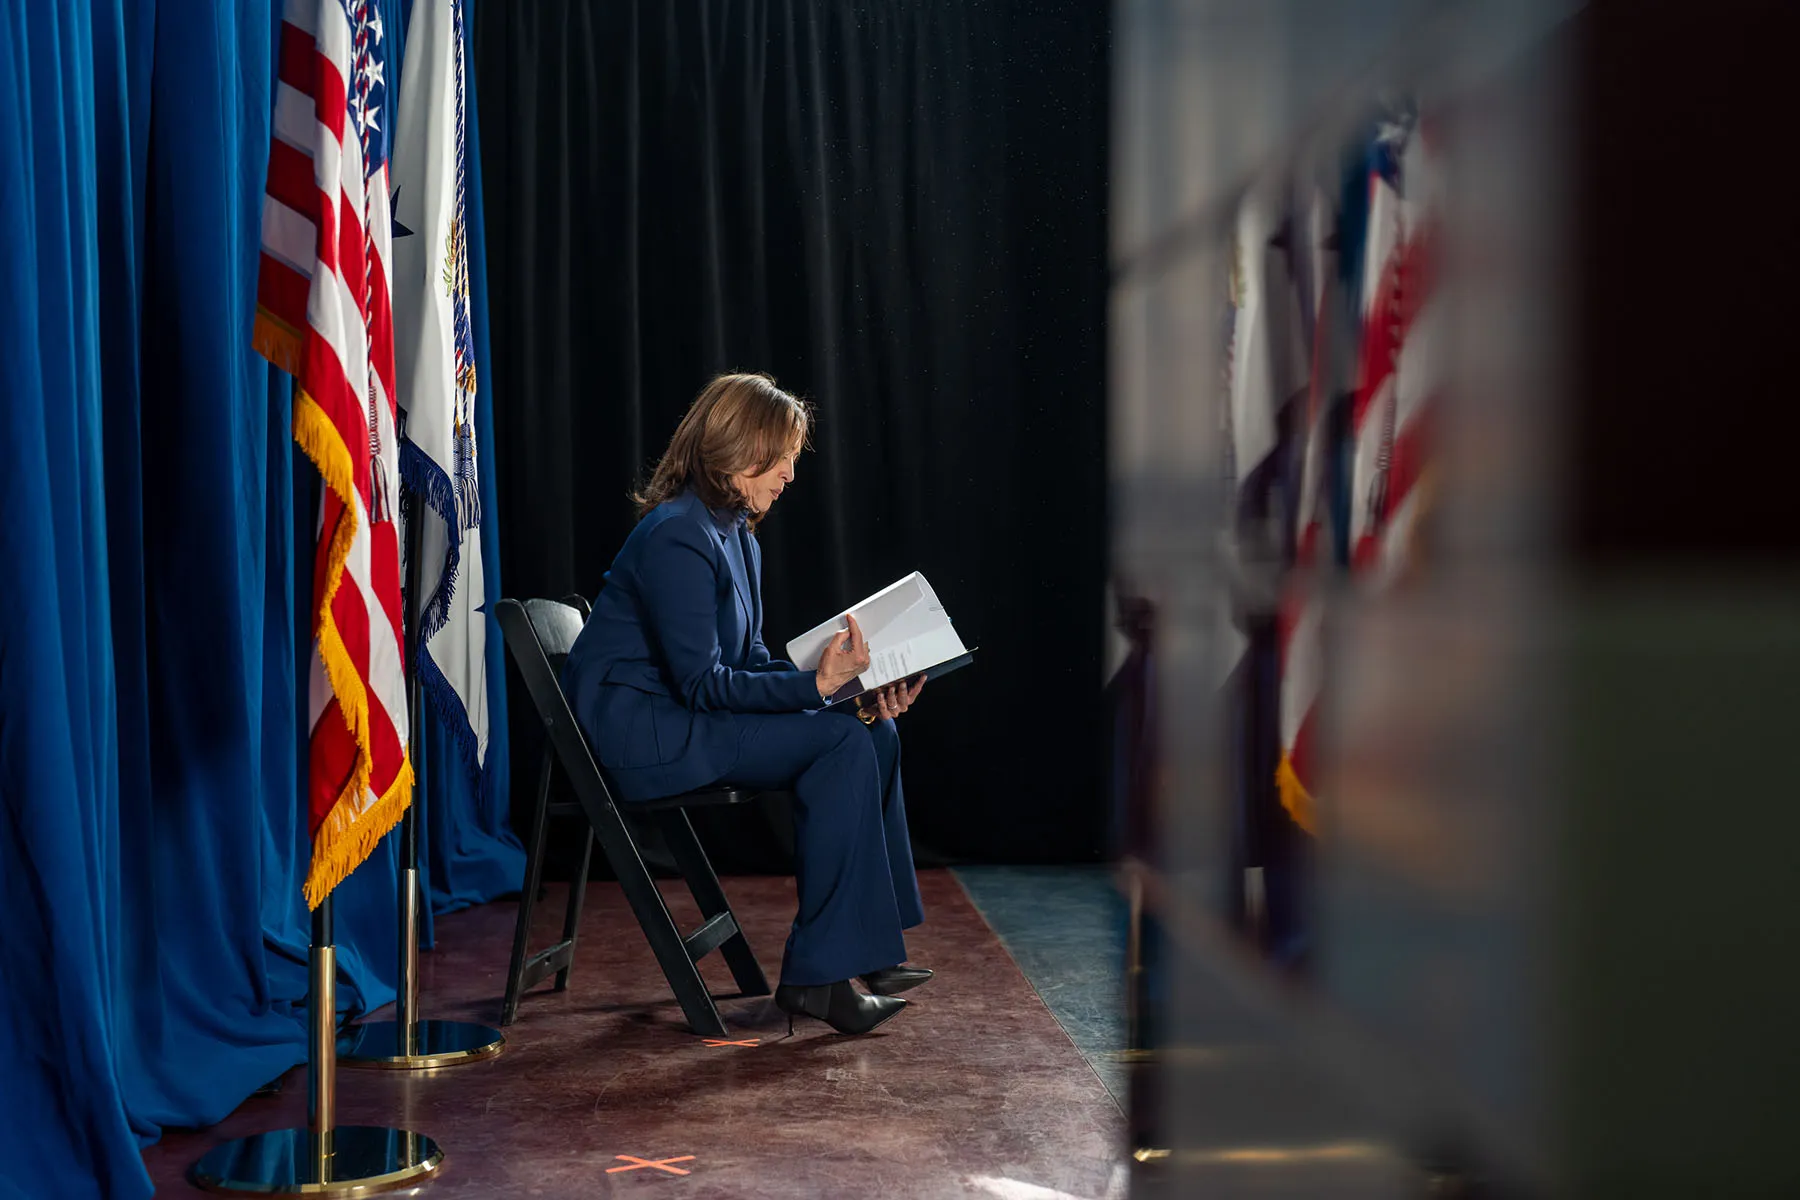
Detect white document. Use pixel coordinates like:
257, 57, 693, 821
787, 572, 971, 698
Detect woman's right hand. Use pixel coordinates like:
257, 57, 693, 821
815, 614, 871, 700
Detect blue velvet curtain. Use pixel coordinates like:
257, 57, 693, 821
0, 3, 517, 1197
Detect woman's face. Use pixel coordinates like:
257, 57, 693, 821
730, 438, 800, 516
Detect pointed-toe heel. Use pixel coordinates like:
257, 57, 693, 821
858, 965, 934, 997
774, 980, 906, 1035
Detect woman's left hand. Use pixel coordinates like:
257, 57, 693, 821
860, 675, 926, 722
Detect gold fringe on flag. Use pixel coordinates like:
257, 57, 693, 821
304, 758, 415, 909
293, 389, 367, 744
1275, 752, 1316, 835
256, 312, 389, 905
253, 309, 304, 377
276, 370, 415, 910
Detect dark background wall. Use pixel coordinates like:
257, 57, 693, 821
473, 0, 1110, 867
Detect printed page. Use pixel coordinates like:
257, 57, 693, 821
861, 624, 969, 691
787, 572, 932, 669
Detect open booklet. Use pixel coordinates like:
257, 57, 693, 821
785, 572, 975, 707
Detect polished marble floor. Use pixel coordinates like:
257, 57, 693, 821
142, 869, 1126, 1199
953, 865, 1127, 1107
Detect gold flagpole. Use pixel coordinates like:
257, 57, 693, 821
337, 482, 504, 1072
187, 897, 445, 1195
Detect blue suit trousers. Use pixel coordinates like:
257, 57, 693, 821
723, 709, 924, 986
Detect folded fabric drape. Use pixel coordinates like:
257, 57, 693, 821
0, 3, 518, 1196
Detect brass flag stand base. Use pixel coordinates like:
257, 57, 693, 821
189, 1127, 444, 1198
336, 848, 505, 1070
336, 1017, 505, 1070
338, 509, 504, 1073
191, 903, 444, 1196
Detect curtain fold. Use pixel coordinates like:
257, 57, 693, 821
0, 2, 520, 1195
113, 0, 317, 1135
1, 3, 142, 1194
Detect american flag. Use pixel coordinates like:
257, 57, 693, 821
1275, 113, 1440, 835
1349, 115, 1439, 586
254, 0, 412, 907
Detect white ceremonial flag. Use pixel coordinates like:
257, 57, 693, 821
392, 0, 489, 778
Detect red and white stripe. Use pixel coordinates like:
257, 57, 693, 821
1350, 128, 1440, 589
1278, 123, 1442, 835
256, 0, 411, 907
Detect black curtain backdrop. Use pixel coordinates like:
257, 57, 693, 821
474, 0, 1108, 870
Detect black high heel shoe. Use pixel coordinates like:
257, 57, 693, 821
774, 980, 906, 1035
859, 965, 934, 996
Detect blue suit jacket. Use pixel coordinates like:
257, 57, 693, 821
562, 490, 822, 801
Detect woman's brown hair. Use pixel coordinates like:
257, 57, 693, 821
632, 372, 812, 525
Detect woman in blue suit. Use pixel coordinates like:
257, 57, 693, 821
562, 372, 930, 1035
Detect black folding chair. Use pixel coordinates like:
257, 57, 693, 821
496, 596, 773, 1037
498, 594, 597, 1027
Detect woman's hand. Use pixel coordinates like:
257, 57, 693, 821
816, 614, 872, 700
858, 675, 925, 723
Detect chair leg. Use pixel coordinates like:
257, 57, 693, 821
553, 828, 595, 992
654, 809, 771, 998
579, 797, 730, 1037
502, 748, 556, 1027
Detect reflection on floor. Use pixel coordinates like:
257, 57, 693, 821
954, 865, 1127, 1108
142, 869, 1125, 1199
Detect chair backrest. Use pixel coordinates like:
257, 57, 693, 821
513, 594, 591, 670
496, 596, 624, 820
